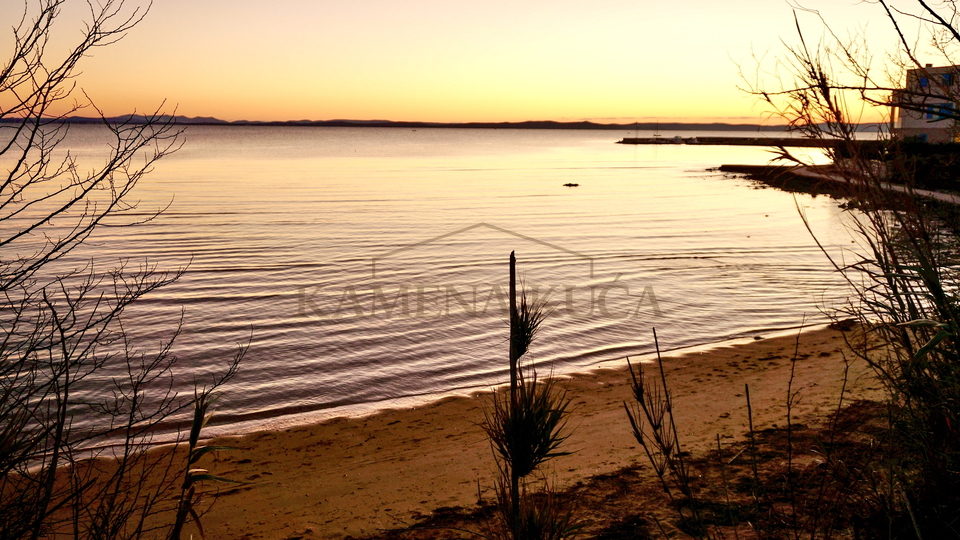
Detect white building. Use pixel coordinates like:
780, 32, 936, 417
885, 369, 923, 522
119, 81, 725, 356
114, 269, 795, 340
892, 64, 960, 142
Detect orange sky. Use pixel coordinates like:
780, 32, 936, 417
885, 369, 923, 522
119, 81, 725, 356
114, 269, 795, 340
17, 0, 931, 123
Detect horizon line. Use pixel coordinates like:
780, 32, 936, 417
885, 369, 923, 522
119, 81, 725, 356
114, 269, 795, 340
0, 115, 889, 130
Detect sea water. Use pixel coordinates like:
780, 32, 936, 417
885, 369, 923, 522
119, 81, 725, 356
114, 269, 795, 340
25, 125, 860, 435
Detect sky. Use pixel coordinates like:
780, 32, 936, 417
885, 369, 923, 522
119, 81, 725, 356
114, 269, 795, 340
10, 0, 943, 123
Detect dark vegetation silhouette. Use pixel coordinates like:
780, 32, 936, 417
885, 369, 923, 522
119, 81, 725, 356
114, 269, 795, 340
624, 1, 960, 537
1, 1, 244, 538
482, 252, 580, 540
747, 3, 960, 535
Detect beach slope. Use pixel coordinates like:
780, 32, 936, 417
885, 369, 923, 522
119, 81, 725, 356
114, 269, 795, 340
195, 324, 880, 540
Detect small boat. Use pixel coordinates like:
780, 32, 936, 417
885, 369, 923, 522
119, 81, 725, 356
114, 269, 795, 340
563, 183, 579, 187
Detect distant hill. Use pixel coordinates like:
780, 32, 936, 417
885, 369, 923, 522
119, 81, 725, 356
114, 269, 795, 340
0, 115, 884, 132
0, 115, 228, 125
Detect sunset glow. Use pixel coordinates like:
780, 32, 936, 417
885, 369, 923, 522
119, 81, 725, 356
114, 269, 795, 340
21, 0, 915, 123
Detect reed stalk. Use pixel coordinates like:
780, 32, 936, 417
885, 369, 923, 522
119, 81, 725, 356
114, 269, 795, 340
482, 252, 576, 540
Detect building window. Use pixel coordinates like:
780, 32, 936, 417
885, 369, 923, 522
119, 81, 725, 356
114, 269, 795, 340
920, 76, 930, 88
924, 102, 954, 121
944, 73, 955, 85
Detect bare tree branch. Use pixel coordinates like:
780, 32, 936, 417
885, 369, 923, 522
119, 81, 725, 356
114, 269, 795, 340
1, 2, 242, 538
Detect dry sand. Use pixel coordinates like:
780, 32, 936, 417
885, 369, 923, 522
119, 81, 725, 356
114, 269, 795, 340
190, 324, 881, 540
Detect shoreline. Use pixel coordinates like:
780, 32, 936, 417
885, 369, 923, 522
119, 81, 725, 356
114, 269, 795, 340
199, 320, 830, 440
184, 322, 881, 540
719, 163, 960, 205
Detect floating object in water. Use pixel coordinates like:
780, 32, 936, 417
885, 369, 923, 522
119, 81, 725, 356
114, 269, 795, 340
563, 183, 579, 187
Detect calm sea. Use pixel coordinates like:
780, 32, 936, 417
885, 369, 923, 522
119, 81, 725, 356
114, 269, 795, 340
45, 125, 857, 435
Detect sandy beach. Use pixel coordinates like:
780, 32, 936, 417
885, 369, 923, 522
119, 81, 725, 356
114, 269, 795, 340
178, 323, 882, 540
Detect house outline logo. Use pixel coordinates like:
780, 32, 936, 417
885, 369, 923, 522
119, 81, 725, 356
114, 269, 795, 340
370, 222, 595, 279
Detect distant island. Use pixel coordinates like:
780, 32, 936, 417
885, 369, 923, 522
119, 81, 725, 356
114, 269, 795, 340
0, 115, 884, 132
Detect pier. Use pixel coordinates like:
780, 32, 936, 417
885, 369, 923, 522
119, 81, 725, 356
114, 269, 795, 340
617, 136, 837, 147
